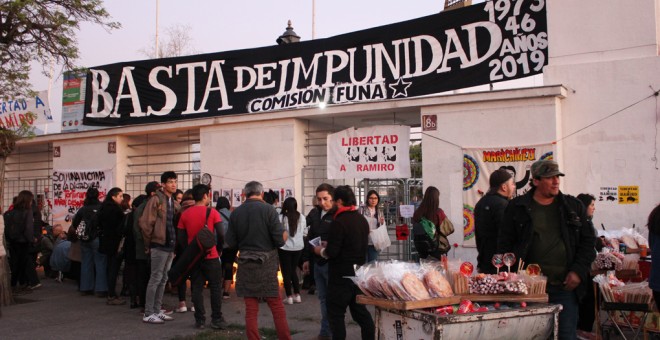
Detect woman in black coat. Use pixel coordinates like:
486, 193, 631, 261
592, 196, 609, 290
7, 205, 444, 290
99, 187, 126, 305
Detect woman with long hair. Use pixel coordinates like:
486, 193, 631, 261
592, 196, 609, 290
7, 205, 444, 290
576, 193, 600, 337
359, 190, 385, 262
7, 190, 40, 290
279, 197, 306, 304
648, 203, 660, 310
412, 186, 452, 260
99, 187, 126, 305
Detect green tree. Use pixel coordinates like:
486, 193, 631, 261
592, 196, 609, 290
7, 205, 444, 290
0, 0, 120, 97
410, 142, 422, 178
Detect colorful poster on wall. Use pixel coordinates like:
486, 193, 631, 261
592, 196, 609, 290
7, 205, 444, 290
327, 125, 411, 179
62, 71, 87, 132
618, 185, 639, 204
0, 90, 54, 130
52, 169, 114, 229
462, 144, 555, 246
62, 71, 102, 133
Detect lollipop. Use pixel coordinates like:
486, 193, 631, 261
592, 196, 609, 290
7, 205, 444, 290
460, 262, 474, 277
526, 264, 541, 276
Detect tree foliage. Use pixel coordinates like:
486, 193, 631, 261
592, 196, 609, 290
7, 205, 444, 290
139, 23, 199, 59
0, 0, 120, 97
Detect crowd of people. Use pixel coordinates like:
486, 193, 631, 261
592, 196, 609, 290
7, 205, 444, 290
3, 171, 411, 340
4, 162, 658, 340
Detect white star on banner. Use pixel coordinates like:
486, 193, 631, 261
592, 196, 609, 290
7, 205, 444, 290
388, 78, 412, 98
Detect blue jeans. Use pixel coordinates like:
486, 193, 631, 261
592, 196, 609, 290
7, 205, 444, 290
367, 245, 379, 263
80, 238, 108, 293
145, 248, 174, 316
547, 285, 578, 340
314, 262, 331, 337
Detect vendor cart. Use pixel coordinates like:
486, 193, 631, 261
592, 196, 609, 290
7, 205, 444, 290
372, 302, 562, 340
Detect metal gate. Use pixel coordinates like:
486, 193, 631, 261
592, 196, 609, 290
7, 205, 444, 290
300, 167, 423, 261
356, 176, 423, 261
124, 171, 200, 202
3, 177, 53, 225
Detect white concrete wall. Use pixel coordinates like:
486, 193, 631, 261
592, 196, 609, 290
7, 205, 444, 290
544, 56, 660, 232
547, 0, 659, 66
200, 118, 304, 204
421, 94, 561, 263
53, 137, 119, 185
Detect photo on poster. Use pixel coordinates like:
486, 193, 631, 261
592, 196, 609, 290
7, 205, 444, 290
212, 191, 220, 204
232, 189, 243, 208
284, 188, 294, 200
221, 189, 231, 202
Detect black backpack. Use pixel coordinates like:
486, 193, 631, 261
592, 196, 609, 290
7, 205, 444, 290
412, 218, 450, 259
4, 209, 25, 242
75, 206, 100, 242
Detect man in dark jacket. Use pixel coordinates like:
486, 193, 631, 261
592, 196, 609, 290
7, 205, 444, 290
314, 185, 374, 340
302, 183, 335, 340
474, 169, 515, 274
226, 181, 290, 340
498, 160, 595, 340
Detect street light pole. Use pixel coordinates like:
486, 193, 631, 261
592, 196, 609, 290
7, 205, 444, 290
312, 0, 316, 39
155, 0, 160, 58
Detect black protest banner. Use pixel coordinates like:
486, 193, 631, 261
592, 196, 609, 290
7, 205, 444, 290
84, 0, 547, 126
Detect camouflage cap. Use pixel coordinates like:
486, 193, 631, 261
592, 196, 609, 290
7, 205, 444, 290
531, 159, 565, 179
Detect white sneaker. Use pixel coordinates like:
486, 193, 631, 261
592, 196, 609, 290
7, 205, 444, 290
293, 295, 302, 303
283, 296, 293, 305
157, 312, 174, 321
143, 313, 164, 324
191, 306, 195, 312
175, 306, 187, 313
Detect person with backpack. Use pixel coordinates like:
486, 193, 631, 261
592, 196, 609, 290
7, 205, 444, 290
98, 187, 127, 305
5, 190, 41, 291
73, 187, 107, 296
177, 184, 226, 329
412, 186, 455, 260
215, 196, 235, 300
128, 181, 160, 310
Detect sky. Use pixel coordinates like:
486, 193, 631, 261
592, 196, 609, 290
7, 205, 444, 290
31, 0, 496, 132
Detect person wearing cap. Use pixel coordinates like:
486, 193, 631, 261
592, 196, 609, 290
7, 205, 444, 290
498, 159, 595, 340
474, 169, 516, 274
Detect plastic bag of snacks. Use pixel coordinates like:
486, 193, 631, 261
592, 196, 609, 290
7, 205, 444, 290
419, 260, 453, 298
593, 271, 625, 302
612, 281, 652, 304
352, 260, 455, 301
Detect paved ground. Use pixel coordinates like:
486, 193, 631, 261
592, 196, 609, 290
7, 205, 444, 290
1, 270, 370, 339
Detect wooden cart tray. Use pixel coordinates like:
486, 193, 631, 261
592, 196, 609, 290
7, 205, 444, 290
356, 295, 461, 310
460, 294, 548, 303
590, 269, 641, 279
